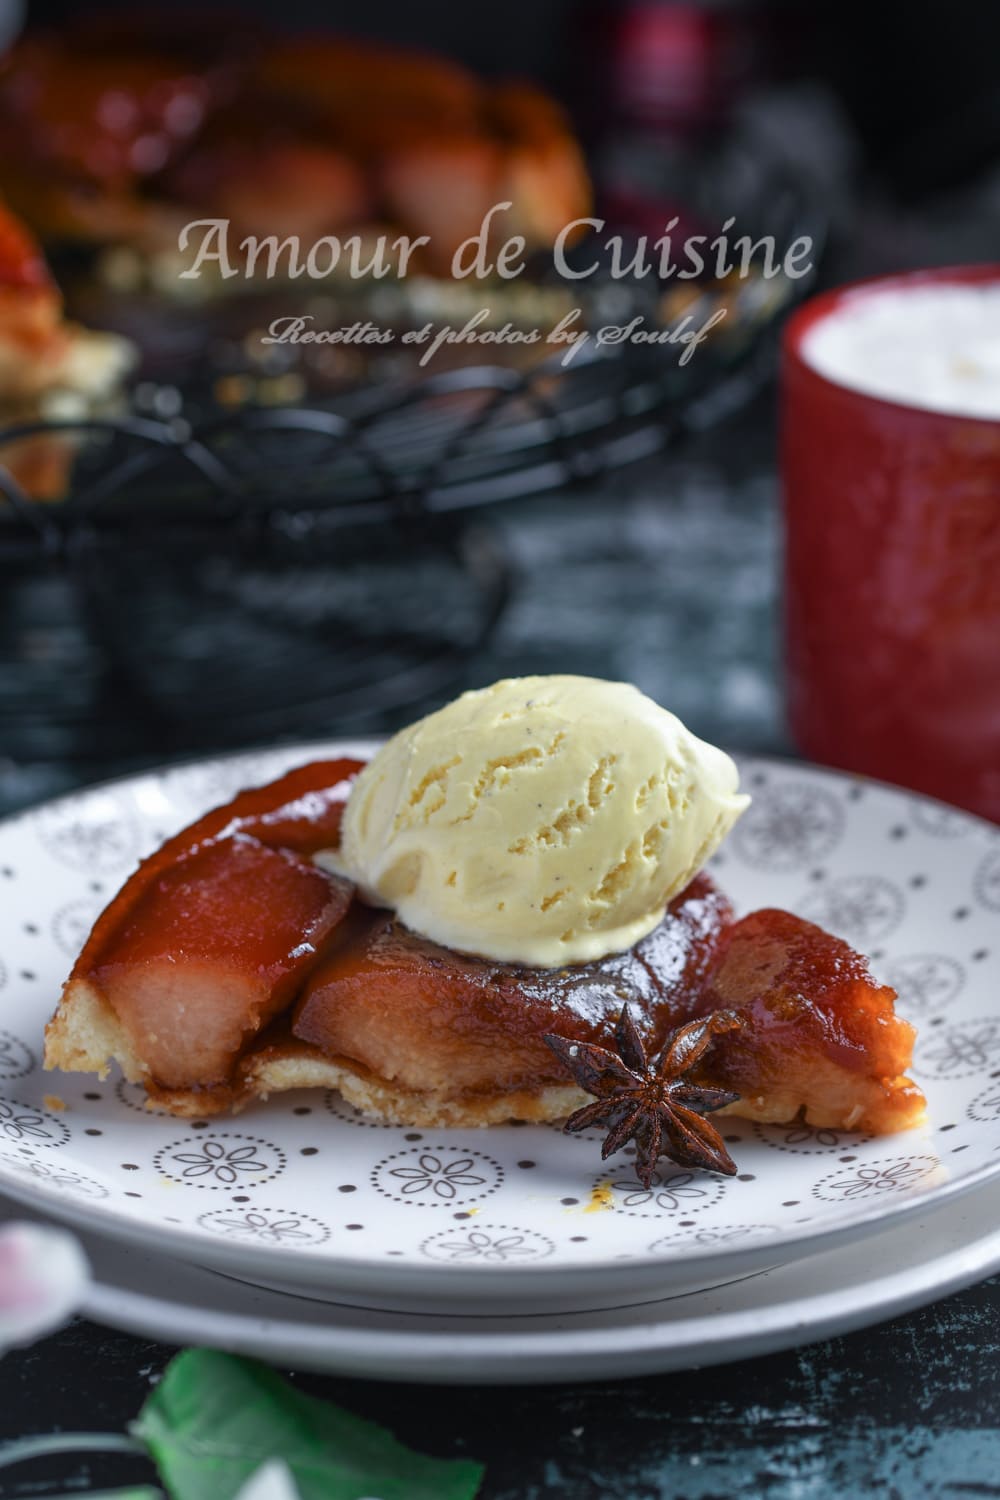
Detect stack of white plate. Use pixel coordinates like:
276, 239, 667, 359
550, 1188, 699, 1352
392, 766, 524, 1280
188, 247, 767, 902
0, 744, 997, 1382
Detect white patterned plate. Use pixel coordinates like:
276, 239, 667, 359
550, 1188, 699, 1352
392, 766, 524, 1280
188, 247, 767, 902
7, 1177, 1000, 1382
0, 742, 997, 1311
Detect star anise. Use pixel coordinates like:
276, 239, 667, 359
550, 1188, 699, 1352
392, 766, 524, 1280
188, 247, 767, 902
543, 1006, 744, 1187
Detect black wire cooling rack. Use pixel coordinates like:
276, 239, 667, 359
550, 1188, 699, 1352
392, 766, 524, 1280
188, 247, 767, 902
0, 331, 785, 761
0, 311, 777, 557
0, 311, 778, 756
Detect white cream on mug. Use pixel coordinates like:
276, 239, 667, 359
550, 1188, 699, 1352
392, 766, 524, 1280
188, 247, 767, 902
802, 281, 1000, 420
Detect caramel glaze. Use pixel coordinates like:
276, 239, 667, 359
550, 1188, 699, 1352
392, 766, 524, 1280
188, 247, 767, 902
692, 908, 926, 1131
63, 757, 924, 1135
291, 873, 734, 1097
73, 758, 363, 980
70, 759, 363, 1090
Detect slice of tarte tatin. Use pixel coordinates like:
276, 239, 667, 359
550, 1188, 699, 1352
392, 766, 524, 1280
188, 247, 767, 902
45, 760, 925, 1137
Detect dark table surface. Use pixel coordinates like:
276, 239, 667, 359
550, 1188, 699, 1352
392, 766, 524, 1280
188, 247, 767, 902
2, 390, 999, 1500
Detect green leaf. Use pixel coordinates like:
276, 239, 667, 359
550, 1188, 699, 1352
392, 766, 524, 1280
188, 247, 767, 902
132, 1350, 483, 1500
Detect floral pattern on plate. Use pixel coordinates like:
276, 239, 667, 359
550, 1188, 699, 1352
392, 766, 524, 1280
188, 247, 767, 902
197, 1208, 331, 1246
914, 1019, 1000, 1081
648, 1223, 780, 1250
600, 1165, 728, 1219
0, 1155, 108, 1199
812, 1156, 941, 1203
752, 1122, 875, 1155
731, 783, 845, 870
974, 848, 1000, 913
32, 791, 140, 875
371, 1148, 503, 1207
420, 1226, 555, 1263
0, 1033, 36, 1081
883, 955, 965, 1016
795, 875, 905, 947
154, 1135, 286, 1190
0, 1098, 70, 1149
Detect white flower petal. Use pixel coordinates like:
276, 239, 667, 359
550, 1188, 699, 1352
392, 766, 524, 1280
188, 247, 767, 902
235, 1459, 301, 1500
0, 1223, 89, 1353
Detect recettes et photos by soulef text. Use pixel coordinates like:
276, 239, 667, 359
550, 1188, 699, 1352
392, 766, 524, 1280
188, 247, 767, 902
45, 677, 925, 1188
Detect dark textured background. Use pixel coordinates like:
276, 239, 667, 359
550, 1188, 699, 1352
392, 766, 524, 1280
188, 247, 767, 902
3, 0, 1000, 1488
3, 393, 1000, 1499
6, 1275, 1000, 1497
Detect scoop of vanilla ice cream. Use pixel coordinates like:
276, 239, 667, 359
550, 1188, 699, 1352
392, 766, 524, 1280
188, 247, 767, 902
327, 676, 749, 967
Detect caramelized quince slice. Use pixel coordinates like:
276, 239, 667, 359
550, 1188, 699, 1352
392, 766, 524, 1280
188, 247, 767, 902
93, 835, 353, 1091
73, 758, 362, 980
52, 759, 362, 1095
694, 908, 925, 1134
292, 873, 734, 1098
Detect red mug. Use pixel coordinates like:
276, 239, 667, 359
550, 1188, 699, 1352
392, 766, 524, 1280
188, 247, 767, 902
781, 265, 1000, 823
